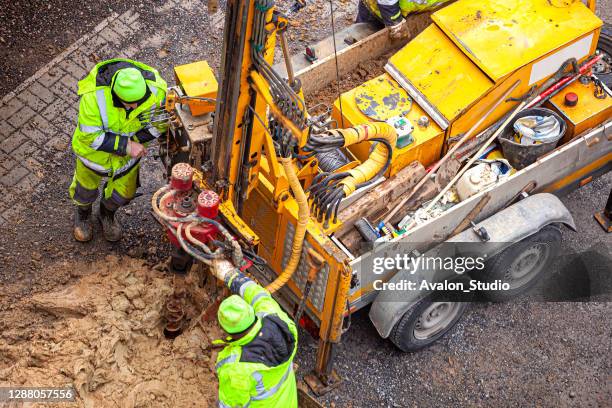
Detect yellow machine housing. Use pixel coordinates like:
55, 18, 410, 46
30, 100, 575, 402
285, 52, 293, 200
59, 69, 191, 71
240, 0, 605, 337
169, 0, 606, 394
334, 0, 603, 176
431, 0, 602, 82
174, 60, 218, 116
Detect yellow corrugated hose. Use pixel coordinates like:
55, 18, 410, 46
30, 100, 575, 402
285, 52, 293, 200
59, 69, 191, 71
265, 156, 310, 293
338, 122, 397, 196
266, 123, 395, 292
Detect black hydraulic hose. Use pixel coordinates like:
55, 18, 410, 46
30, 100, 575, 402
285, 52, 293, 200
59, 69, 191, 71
331, 190, 346, 224
315, 186, 342, 222
251, 0, 307, 128
316, 149, 350, 172
310, 172, 327, 187
309, 172, 349, 193
323, 189, 345, 225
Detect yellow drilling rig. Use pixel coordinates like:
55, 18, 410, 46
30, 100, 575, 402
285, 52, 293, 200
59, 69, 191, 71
150, 0, 610, 395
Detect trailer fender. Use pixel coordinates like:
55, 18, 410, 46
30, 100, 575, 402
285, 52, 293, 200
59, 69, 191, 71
446, 192, 576, 249
369, 193, 575, 338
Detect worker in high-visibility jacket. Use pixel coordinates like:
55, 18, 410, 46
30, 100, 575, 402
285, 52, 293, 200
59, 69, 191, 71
212, 260, 298, 408
70, 58, 167, 242
356, 0, 453, 39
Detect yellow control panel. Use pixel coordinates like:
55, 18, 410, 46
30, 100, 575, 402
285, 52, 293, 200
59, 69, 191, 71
547, 80, 612, 141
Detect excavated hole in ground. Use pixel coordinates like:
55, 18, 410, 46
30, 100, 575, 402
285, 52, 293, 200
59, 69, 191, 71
0, 255, 223, 408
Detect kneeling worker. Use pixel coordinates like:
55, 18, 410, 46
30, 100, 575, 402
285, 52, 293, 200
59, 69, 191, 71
213, 260, 298, 407
70, 59, 167, 242
356, 0, 453, 39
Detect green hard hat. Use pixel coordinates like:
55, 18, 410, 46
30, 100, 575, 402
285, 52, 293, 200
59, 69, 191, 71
218, 295, 256, 334
112, 67, 147, 103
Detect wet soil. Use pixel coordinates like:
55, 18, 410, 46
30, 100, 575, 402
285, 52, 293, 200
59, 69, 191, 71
0, 256, 222, 408
305, 51, 391, 115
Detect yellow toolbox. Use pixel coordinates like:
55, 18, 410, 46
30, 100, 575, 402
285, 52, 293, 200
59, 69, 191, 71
174, 60, 218, 116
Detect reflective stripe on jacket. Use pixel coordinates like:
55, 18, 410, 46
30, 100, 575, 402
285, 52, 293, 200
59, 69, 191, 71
71, 58, 167, 175
215, 273, 298, 408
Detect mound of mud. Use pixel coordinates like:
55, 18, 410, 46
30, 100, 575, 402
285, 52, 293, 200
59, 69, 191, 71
0, 256, 222, 408
305, 51, 392, 115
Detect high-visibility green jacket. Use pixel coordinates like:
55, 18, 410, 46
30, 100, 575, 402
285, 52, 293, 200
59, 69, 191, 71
72, 58, 167, 176
215, 272, 298, 408
363, 0, 453, 26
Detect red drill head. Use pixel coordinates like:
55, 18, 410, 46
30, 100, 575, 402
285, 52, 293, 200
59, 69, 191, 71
197, 190, 220, 218
170, 163, 194, 191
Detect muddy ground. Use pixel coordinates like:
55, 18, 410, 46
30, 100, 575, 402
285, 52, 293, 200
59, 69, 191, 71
1, 0, 611, 407
306, 51, 393, 115
1, 256, 222, 408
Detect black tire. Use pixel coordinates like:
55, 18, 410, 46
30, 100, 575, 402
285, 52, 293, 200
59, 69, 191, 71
596, 23, 612, 88
472, 224, 562, 302
390, 296, 468, 352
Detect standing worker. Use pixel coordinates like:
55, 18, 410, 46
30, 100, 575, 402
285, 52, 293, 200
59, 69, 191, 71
212, 260, 298, 408
70, 59, 167, 242
356, 0, 453, 39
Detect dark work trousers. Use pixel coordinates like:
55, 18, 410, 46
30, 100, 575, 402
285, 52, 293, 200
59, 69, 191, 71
356, 1, 385, 28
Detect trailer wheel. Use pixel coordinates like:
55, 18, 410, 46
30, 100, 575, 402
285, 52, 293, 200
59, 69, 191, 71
390, 298, 467, 352
595, 23, 612, 88
475, 224, 562, 302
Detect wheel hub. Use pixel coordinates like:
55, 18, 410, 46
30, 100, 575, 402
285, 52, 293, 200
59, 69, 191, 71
504, 243, 549, 289
414, 302, 461, 340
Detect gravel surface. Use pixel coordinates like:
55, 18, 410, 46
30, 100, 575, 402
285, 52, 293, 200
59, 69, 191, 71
0, 0, 357, 97
0, 1, 129, 96
0, 1, 611, 407
597, 0, 612, 23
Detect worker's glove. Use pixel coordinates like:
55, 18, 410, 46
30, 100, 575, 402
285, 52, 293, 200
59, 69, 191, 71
135, 128, 156, 144
211, 259, 240, 284
126, 140, 145, 159
388, 19, 411, 40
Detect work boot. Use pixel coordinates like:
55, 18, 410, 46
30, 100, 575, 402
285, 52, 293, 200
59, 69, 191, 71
98, 202, 122, 242
73, 205, 93, 242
